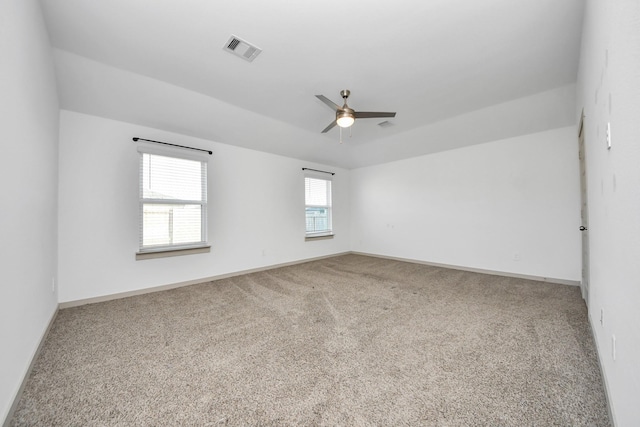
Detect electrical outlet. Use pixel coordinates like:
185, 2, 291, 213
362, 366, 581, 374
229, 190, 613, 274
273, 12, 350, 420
600, 308, 604, 326
513, 252, 521, 261
612, 335, 616, 361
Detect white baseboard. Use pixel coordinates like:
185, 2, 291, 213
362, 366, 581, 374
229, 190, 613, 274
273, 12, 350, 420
581, 282, 589, 304
351, 251, 581, 287
588, 313, 617, 426
61, 251, 579, 310
59, 252, 351, 309
3, 307, 58, 427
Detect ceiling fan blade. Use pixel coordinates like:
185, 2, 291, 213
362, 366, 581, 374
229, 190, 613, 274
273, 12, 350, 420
316, 95, 341, 111
354, 111, 396, 119
321, 120, 338, 133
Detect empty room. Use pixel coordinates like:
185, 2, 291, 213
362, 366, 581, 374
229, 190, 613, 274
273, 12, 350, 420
2, 0, 639, 425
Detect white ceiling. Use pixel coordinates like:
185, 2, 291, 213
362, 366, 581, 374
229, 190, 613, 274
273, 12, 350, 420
40, 0, 585, 168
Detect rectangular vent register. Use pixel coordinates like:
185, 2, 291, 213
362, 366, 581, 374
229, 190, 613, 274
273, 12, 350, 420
224, 35, 262, 62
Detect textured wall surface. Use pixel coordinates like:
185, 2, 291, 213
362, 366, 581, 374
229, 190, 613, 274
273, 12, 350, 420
57, 111, 350, 303
576, 0, 640, 424
0, 0, 60, 423
350, 127, 581, 282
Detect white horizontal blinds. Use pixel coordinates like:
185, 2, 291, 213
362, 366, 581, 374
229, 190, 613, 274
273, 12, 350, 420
139, 149, 207, 251
142, 154, 203, 200
305, 173, 332, 235
305, 177, 331, 205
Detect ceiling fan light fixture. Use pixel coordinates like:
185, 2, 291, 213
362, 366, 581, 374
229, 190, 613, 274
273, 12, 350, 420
336, 111, 355, 128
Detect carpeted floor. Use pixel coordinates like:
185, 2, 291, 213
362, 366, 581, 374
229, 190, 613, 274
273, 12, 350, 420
11, 254, 610, 426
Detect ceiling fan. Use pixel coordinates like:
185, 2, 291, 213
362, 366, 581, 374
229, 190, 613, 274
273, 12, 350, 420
315, 90, 396, 133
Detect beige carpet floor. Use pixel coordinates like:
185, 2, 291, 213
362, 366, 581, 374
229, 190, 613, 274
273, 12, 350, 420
11, 254, 610, 426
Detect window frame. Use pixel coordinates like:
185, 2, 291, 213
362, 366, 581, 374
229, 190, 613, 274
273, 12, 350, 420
304, 172, 333, 239
137, 146, 209, 257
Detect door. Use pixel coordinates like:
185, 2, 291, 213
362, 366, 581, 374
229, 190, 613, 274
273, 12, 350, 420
578, 115, 590, 302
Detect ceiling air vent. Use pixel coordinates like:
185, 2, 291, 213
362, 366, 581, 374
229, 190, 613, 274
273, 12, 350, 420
224, 35, 262, 62
378, 120, 394, 128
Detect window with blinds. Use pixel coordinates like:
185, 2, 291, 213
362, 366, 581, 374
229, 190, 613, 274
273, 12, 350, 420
138, 148, 208, 252
305, 174, 332, 237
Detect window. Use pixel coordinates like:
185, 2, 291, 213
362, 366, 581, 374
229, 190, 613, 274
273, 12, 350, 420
305, 173, 332, 238
138, 148, 208, 254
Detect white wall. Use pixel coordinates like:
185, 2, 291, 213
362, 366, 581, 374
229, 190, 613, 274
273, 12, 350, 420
57, 111, 349, 303
0, 0, 60, 423
350, 127, 581, 282
576, 0, 640, 424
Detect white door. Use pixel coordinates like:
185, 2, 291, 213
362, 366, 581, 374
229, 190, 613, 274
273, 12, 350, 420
578, 117, 590, 302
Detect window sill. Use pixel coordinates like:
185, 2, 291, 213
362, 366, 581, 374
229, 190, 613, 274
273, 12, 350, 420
305, 234, 334, 241
136, 245, 211, 260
